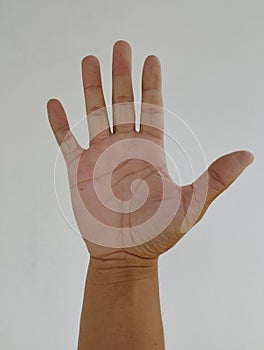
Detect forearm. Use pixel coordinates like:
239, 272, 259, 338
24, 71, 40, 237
77, 256, 165, 350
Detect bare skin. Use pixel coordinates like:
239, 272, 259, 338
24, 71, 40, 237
47, 40, 254, 350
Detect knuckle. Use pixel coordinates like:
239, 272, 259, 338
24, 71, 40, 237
208, 167, 226, 191
114, 95, 134, 104
88, 105, 104, 114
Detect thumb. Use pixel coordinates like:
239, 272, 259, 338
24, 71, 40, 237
180, 150, 254, 233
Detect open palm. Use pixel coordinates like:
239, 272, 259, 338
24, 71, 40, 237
47, 40, 253, 261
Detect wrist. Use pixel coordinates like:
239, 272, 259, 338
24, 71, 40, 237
88, 254, 158, 285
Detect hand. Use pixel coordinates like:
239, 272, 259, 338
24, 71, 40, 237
47, 40, 254, 264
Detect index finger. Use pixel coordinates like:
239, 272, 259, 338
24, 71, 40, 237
140, 55, 164, 140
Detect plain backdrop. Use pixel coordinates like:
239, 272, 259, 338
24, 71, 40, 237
0, 0, 263, 349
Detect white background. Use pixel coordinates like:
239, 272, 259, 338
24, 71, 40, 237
1, 0, 263, 349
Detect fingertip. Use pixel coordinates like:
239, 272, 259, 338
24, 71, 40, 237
46, 98, 53, 111
113, 39, 131, 51
46, 98, 61, 113
235, 149, 255, 166
81, 55, 99, 69
142, 55, 162, 81
245, 150, 255, 164
144, 55, 161, 66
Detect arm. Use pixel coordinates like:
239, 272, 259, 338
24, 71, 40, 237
47, 40, 253, 350
78, 257, 165, 350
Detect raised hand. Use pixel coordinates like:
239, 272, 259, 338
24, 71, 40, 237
47, 40, 254, 263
